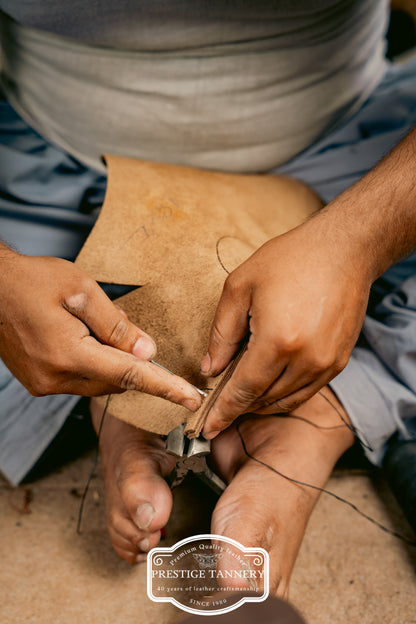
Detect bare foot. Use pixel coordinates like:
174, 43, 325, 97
210, 387, 355, 598
90, 399, 176, 563
91, 387, 354, 592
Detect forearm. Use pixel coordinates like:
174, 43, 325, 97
0, 240, 17, 259
312, 126, 416, 282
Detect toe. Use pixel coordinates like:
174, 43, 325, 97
114, 548, 139, 565
118, 469, 173, 533
105, 468, 173, 560
98, 414, 175, 563
137, 529, 162, 554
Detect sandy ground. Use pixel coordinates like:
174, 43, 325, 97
1, 451, 415, 624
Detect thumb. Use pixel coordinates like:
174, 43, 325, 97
63, 284, 156, 359
201, 275, 251, 376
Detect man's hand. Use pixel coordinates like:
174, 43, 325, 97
202, 125, 416, 439
0, 247, 202, 409
201, 215, 372, 438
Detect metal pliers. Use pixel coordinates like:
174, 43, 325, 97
165, 423, 226, 496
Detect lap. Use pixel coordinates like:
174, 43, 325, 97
1, 55, 416, 479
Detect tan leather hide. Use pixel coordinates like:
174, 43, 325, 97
76, 155, 321, 436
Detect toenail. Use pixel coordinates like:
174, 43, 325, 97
136, 553, 147, 563
138, 537, 150, 552
135, 503, 155, 529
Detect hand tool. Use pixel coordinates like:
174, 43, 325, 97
165, 422, 226, 496
150, 360, 225, 494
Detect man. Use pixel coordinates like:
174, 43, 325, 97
0, 0, 415, 595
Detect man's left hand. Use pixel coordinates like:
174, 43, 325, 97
201, 215, 371, 439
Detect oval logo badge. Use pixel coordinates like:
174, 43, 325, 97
147, 533, 269, 615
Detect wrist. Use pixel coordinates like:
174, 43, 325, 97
0, 241, 19, 260
319, 128, 416, 280
0, 245, 27, 287
301, 207, 376, 285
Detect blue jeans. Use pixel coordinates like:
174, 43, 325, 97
1, 57, 416, 484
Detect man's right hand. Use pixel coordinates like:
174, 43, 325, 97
0, 245, 202, 410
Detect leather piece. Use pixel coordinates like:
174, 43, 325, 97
76, 155, 321, 436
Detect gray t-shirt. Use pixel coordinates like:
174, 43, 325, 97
0, 1, 391, 486
0, 1, 389, 173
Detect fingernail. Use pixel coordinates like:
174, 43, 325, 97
135, 503, 155, 529
138, 537, 150, 552
133, 336, 155, 360
200, 352, 211, 374
183, 398, 200, 411
203, 430, 221, 440
136, 553, 147, 563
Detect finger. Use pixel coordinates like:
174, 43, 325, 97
63, 283, 156, 360
76, 337, 203, 408
253, 375, 332, 414
201, 273, 251, 376
202, 337, 287, 438
252, 357, 343, 414
115, 305, 128, 318
48, 377, 123, 397
249, 365, 320, 412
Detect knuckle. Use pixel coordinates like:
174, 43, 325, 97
275, 396, 302, 412
117, 368, 143, 390
332, 354, 349, 376
27, 385, 44, 397
275, 333, 301, 355
107, 318, 130, 347
63, 291, 89, 315
209, 324, 224, 348
318, 355, 334, 371
224, 272, 243, 295
157, 377, 191, 405
118, 366, 144, 391
227, 385, 259, 408
50, 351, 74, 375
29, 375, 56, 397
161, 388, 181, 404
210, 323, 238, 350
306, 352, 334, 375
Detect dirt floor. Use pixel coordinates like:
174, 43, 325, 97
1, 451, 415, 624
